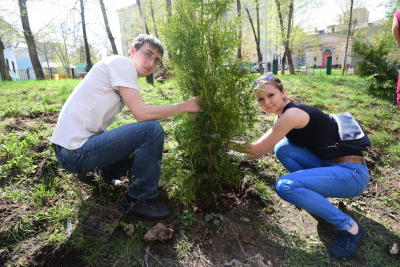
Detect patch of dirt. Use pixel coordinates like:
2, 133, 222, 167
2, 112, 58, 133
3, 117, 38, 132
7, 236, 46, 266
80, 201, 123, 243
35, 245, 86, 267
42, 113, 59, 124
24, 111, 58, 120
198, 199, 284, 266
0, 197, 34, 265
365, 147, 387, 171
0, 197, 33, 235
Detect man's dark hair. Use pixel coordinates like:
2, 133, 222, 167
131, 34, 164, 56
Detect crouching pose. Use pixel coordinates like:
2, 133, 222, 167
231, 75, 369, 259
50, 34, 201, 219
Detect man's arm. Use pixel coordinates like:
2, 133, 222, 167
392, 14, 400, 47
119, 86, 201, 121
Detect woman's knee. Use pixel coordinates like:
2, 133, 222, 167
274, 176, 298, 198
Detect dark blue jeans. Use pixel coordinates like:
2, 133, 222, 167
274, 138, 369, 230
54, 121, 164, 199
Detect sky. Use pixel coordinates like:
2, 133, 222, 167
299, 0, 388, 31
0, 0, 390, 56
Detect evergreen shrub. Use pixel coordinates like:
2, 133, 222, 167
353, 39, 397, 103
162, 0, 257, 203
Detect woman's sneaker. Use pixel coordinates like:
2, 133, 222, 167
329, 224, 365, 259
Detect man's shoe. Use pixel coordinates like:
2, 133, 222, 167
77, 173, 96, 185
329, 225, 365, 259
120, 195, 172, 219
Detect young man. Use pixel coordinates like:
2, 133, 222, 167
51, 34, 201, 219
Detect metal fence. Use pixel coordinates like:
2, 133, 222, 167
2, 67, 81, 81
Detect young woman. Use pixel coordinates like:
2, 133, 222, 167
231, 75, 369, 259
392, 10, 400, 110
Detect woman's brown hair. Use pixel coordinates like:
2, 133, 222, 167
254, 75, 284, 92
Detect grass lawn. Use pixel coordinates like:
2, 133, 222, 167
0, 74, 399, 266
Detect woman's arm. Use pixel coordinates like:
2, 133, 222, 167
231, 108, 309, 158
392, 14, 400, 47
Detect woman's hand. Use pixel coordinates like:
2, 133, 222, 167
229, 142, 261, 158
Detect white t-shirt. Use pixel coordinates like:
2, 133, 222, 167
51, 56, 139, 150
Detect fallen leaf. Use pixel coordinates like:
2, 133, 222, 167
389, 242, 399, 255
144, 223, 173, 242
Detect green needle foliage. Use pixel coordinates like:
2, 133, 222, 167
163, 0, 257, 203
353, 39, 398, 104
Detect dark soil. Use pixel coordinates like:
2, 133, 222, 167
35, 245, 86, 267
2, 112, 58, 132
80, 200, 123, 242
0, 197, 36, 265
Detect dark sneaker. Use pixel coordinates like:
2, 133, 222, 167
120, 195, 172, 219
329, 225, 365, 259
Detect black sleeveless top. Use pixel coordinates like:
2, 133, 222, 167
283, 102, 362, 160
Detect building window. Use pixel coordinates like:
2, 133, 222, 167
6, 59, 10, 70
314, 57, 317, 61
11, 61, 15, 72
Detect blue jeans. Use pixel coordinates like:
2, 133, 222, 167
273, 138, 369, 230
54, 121, 164, 200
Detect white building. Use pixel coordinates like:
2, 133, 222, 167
303, 34, 352, 68
4, 43, 36, 80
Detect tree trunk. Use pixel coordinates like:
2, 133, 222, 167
42, 42, 50, 69
166, 0, 172, 58
99, 0, 118, 55
286, 46, 295, 74
275, 0, 285, 74
341, 0, 353, 76
137, 0, 150, 34
0, 38, 12, 81
236, 0, 242, 59
150, 0, 159, 38
255, 0, 263, 71
245, 5, 263, 71
80, 0, 93, 72
166, 0, 172, 21
281, 49, 286, 74
18, 0, 45, 80
274, 0, 295, 75
286, 0, 295, 74
55, 24, 71, 75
